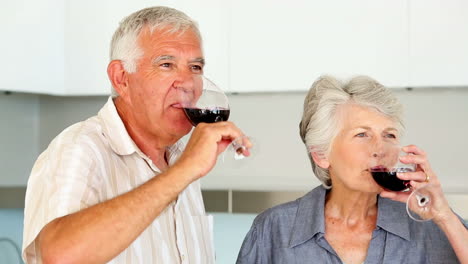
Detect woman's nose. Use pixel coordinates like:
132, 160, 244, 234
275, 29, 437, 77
371, 141, 395, 159
370, 140, 387, 158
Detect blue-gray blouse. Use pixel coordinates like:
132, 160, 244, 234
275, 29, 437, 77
236, 186, 467, 264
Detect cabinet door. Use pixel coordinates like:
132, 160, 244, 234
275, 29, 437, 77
64, 0, 229, 95
409, 0, 468, 87
0, 0, 65, 94
229, 0, 408, 92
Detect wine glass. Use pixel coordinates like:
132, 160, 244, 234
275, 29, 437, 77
178, 75, 253, 160
369, 144, 434, 222
369, 145, 413, 192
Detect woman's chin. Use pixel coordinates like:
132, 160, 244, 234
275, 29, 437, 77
348, 181, 382, 194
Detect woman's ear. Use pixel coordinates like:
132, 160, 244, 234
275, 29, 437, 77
107, 60, 130, 101
311, 151, 330, 169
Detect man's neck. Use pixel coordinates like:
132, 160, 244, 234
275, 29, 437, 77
114, 98, 173, 171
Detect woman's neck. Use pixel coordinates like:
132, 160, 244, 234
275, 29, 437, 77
325, 184, 378, 226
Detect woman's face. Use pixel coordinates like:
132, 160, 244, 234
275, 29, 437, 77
326, 103, 400, 193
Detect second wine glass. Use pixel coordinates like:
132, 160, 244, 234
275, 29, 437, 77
369, 144, 434, 222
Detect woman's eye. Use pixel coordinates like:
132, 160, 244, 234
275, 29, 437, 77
356, 132, 367, 137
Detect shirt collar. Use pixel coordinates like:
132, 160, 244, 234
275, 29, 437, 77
97, 97, 185, 163
98, 97, 138, 156
289, 186, 327, 247
376, 195, 411, 241
288, 186, 411, 248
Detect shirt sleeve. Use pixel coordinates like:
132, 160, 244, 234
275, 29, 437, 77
22, 135, 101, 262
423, 213, 467, 264
236, 222, 265, 264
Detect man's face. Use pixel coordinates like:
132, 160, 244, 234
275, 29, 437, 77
125, 26, 204, 141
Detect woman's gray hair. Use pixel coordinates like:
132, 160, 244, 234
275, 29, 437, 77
299, 75, 404, 189
109, 6, 201, 97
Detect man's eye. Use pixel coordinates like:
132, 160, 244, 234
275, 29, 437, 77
385, 133, 396, 139
191, 65, 203, 73
160, 63, 172, 68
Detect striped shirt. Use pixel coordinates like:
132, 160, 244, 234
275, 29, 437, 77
23, 97, 214, 264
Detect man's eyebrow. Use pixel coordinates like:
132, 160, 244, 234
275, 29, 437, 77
190, 58, 205, 66
152, 55, 175, 64
152, 56, 205, 66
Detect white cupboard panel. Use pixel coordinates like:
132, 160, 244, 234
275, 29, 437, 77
229, 0, 408, 92
409, 0, 468, 87
64, 0, 229, 95
64, 0, 113, 95
0, 0, 65, 94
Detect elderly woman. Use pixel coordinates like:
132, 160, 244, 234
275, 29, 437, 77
236, 76, 468, 264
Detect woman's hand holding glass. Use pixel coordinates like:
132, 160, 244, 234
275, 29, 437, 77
378, 145, 452, 222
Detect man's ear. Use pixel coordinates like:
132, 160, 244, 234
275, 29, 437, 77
311, 151, 330, 169
107, 60, 130, 101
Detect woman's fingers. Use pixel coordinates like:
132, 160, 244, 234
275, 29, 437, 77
400, 144, 438, 183
380, 190, 409, 203
397, 171, 427, 182
402, 145, 426, 156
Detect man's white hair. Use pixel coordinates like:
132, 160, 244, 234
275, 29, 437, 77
109, 6, 201, 97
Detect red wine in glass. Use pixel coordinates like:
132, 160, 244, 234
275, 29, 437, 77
370, 167, 411, 192
178, 75, 253, 161
183, 107, 230, 126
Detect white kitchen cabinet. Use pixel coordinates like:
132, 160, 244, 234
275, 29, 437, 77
1, 0, 229, 95
409, 0, 468, 87
0, 0, 65, 94
3, 1, 468, 95
64, 0, 230, 95
229, 0, 409, 92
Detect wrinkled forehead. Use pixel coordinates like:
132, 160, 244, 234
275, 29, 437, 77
133, 25, 203, 65
335, 103, 400, 134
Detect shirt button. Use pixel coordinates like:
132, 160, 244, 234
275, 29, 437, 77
181, 254, 186, 261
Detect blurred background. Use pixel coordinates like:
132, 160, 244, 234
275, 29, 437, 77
1, 0, 467, 263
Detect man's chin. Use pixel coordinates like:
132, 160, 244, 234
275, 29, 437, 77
173, 121, 194, 137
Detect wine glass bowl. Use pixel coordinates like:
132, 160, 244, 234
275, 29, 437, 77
370, 146, 414, 192
179, 76, 230, 126
183, 107, 230, 126
369, 144, 435, 222
370, 167, 411, 192
178, 75, 253, 160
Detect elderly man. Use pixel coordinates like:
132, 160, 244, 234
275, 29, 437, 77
22, 6, 245, 264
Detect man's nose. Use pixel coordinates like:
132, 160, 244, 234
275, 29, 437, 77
173, 69, 198, 91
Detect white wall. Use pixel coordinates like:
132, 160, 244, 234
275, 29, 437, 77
1, 88, 467, 194
204, 88, 468, 194
0, 93, 40, 186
